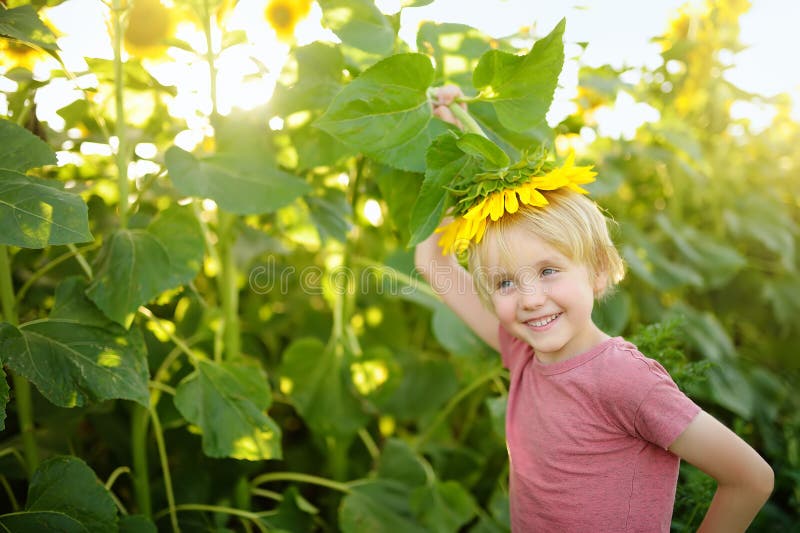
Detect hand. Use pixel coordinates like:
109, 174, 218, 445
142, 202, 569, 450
431, 84, 467, 129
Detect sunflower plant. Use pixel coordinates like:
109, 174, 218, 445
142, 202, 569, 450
315, 17, 570, 252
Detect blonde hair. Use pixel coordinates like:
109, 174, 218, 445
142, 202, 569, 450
468, 189, 625, 307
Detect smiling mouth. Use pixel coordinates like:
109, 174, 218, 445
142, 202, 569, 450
526, 313, 562, 328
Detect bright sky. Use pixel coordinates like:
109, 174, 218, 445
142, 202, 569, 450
397, 0, 800, 99
5, 0, 797, 140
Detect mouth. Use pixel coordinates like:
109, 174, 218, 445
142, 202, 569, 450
524, 313, 562, 328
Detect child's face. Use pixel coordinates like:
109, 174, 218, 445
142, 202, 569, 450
484, 224, 608, 364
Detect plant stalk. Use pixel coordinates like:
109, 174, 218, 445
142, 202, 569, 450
111, 0, 130, 228
131, 404, 152, 517
449, 103, 488, 138
217, 212, 240, 360
0, 246, 39, 476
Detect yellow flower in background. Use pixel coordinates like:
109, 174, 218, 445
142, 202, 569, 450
0, 38, 46, 71
436, 153, 597, 255
265, 0, 313, 42
123, 0, 175, 58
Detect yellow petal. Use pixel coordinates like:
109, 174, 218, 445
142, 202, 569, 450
464, 196, 488, 220
488, 193, 505, 221
504, 190, 519, 213
474, 217, 488, 244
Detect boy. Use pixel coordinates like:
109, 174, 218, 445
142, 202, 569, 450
413, 87, 774, 531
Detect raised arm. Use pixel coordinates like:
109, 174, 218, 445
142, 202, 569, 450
414, 229, 500, 351
668, 411, 774, 532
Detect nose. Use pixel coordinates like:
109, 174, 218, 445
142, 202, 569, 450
518, 281, 546, 310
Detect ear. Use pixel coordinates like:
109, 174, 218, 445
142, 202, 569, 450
592, 270, 609, 296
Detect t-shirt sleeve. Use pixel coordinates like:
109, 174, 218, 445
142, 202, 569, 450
634, 379, 702, 450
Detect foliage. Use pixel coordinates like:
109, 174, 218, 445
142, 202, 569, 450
1, 0, 798, 531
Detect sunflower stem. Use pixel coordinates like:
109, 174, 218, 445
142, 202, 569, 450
449, 102, 488, 138
111, 0, 130, 229
0, 246, 39, 477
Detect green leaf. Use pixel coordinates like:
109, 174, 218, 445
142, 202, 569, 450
281, 338, 368, 440
592, 289, 631, 336
455, 133, 509, 169
86, 206, 203, 326
0, 169, 92, 248
377, 438, 428, 488
407, 132, 477, 246
339, 480, 427, 533
486, 396, 506, 440
145, 205, 205, 290
0, 5, 59, 51
271, 42, 345, 116
25, 456, 117, 533
0, 511, 88, 532
259, 487, 316, 533
432, 303, 489, 357
656, 215, 746, 288
314, 53, 435, 155
1, 277, 150, 408
118, 515, 157, 533
370, 118, 451, 172
372, 164, 424, 244
305, 189, 352, 243
0, 118, 56, 171
473, 18, 565, 131
376, 353, 458, 422
318, 0, 395, 56
165, 146, 311, 215
410, 481, 476, 533
174, 358, 282, 460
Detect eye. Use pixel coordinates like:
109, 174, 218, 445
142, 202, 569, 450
541, 267, 558, 277
496, 279, 514, 291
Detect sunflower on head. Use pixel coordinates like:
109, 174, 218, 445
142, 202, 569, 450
435, 150, 597, 255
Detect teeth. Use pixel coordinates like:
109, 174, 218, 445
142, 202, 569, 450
528, 314, 559, 327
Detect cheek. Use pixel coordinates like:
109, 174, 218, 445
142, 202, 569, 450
491, 294, 517, 322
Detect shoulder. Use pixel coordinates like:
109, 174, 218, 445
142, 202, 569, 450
590, 338, 681, 405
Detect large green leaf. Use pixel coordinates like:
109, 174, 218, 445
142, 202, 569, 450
118, 515, 157, 533
86, 205, 203, 326
0, 169, 92, 248
432, 303, 490, 357
318, 0, 395, 56
0, 5, 59, 51
410, 481, 476, 533
456, 133, 509, 169
372, 164, 424, 244
0, 118, 56, 171
271, 42, 345, 116
174, 358, 282, 460
1, 277, 150, 408
374, 118, 451, 172
314, 53, 435, 156
0, 511, 88, 532
473, 18, 565, 131
339, 480, 427, 533
407, 132, 478, 246
377, 438, 428, 488
165, 146, 311, 215
25, 456, 117, 533
281, 338, 368, 440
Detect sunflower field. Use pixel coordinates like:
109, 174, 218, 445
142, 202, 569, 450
1, 0, 799, 531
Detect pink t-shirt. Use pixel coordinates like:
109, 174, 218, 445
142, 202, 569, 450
499, 327, 701, 532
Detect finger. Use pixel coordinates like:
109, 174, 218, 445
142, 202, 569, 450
433, 106, 462, 128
